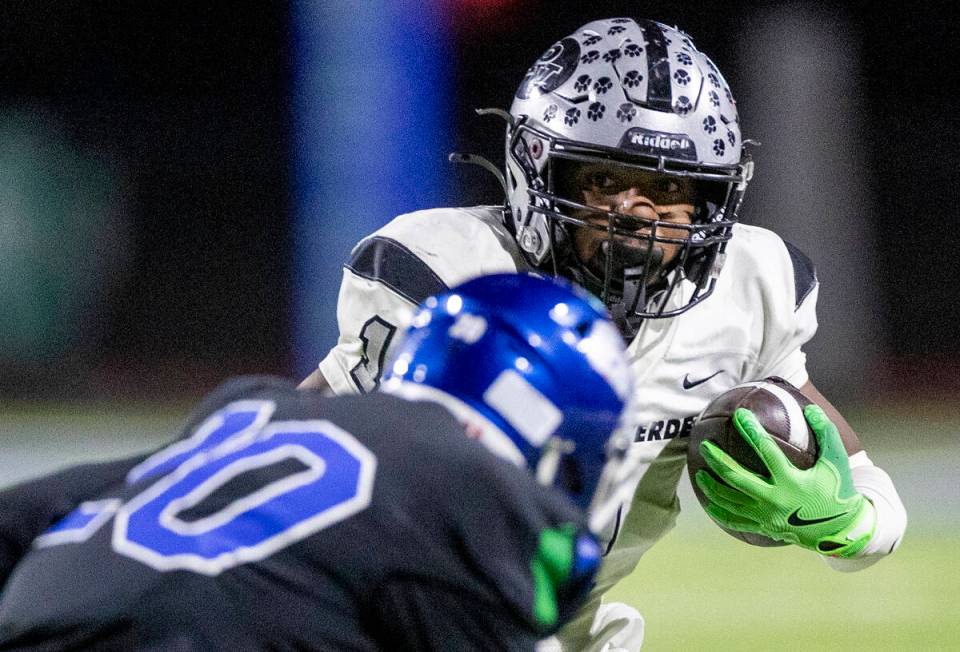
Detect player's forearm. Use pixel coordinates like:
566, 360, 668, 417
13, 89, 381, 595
298, 367, 332, 393
823, 451, 907, 572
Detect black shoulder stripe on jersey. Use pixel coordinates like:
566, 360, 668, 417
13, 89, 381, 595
784, 241, 818, 310
346, 236, 448, 305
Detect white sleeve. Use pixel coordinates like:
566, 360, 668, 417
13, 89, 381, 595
317, 266, 417, 395
316, 207, 523, 396
823, 451, 908, 572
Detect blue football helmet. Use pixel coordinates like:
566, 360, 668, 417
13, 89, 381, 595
381, 273, 636, 532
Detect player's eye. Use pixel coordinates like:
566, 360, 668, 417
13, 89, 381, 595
586, 172, 617, 191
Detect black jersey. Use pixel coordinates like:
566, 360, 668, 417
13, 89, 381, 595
0, 376, 598, 651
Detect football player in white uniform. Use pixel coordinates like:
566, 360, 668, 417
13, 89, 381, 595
300, 18, 907, 652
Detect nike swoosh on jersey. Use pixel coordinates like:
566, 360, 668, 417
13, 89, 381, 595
681, 370, 723, 390
787, 508, 849, 527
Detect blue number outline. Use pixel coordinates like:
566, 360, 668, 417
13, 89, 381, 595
33, 499, 122, 548
112, 419, 377, 575
127, 400, 277, 484
37, 400, 277, 549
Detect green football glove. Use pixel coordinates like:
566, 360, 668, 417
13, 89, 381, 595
694, 404, 875, 557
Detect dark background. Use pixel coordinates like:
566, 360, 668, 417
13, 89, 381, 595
2, 1, 957, 400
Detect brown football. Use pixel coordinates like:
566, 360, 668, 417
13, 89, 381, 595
688, 377, 818, 547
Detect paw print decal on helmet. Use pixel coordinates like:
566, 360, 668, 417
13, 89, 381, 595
505, 18, 749, 317
593, 77, 613, 94
602, 49, 622, 63
616, 103, 636, 122
623, 70, 643, 88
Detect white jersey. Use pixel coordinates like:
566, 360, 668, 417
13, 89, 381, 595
317, 205, 819, 644
319, 207, 530, 395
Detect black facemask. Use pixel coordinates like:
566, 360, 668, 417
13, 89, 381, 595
584, 239, 664, 289
572, 234, 668, 339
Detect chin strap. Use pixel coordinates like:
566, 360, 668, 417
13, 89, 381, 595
565, 262, 644, 341
618, 263, 650, 318
607, 303, 638, 341
576, 239, 673, 339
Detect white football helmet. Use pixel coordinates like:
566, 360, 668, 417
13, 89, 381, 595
504, 18, 754, 335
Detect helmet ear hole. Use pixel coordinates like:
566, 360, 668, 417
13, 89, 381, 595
530, 139, 544, 159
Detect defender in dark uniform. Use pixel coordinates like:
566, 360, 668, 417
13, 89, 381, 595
0, 274, 636, 651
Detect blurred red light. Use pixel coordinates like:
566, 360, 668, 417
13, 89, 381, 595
444, 0, 525, 35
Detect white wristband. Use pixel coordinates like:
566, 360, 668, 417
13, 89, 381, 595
824, 451, 907, 572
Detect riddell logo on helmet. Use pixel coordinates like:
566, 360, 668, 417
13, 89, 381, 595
633, 133, 689, 150
619, 128, 698, 161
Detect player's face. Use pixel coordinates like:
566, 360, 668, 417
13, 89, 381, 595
562, 164, 697, 277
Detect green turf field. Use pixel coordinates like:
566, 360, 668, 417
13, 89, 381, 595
607, 511, 957, 650
2, 401, 957, 650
